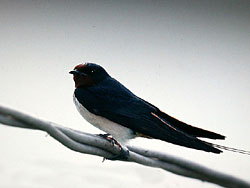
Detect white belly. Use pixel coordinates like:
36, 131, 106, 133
73, 94, 135, 144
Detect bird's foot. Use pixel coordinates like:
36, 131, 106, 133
97, 133, 118, 146
104, 147, 130, 161
97, 134, 130, 161
97, 133, 111, 139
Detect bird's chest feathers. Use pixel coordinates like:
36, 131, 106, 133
73, 94, 134, 143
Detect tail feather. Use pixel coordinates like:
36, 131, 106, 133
150, 112, 223, 154
209, 143, 250, 155
138, 98, 248, 154
157, 110, 225, 139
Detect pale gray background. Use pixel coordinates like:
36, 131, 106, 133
0, 0, 249, 187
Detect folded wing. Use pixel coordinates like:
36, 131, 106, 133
75, 78, 225, 154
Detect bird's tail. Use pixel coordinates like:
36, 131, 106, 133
156, 110, 225, 139
204, 141, 250, 155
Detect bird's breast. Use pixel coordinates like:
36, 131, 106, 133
73, 94, 135, 144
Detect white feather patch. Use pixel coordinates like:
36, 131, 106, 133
73, 94, 135, 144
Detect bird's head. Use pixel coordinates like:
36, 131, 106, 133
69, 63, 110, 88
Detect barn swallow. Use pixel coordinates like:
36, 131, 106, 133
70, 63, 225, 158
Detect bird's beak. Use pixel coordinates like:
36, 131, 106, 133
69, 70, 87, 76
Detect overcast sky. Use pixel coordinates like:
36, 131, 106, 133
0, 1, 250, 188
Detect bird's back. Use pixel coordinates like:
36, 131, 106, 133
74, 77, 223, 153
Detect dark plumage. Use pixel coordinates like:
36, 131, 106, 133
70, 63, 225, 154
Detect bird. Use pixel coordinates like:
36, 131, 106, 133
69, 62, 226, 159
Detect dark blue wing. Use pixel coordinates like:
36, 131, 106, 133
75, 77, 222, 153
